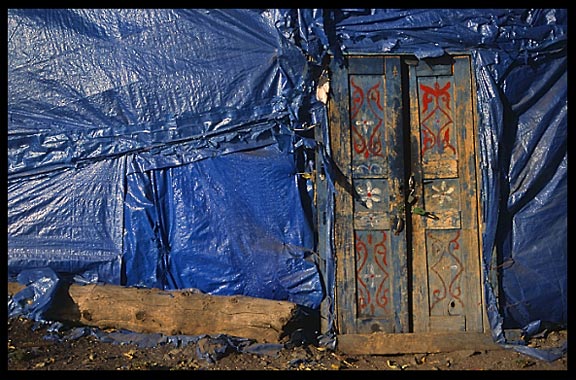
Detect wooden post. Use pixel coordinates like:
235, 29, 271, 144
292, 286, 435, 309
8, 282, 300, 343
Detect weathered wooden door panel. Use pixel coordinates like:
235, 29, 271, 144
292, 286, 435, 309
330, 56, 409, 334
409, 56, 483, 333
328, 55, 483, 337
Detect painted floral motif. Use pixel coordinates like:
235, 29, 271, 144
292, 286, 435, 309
355, 114, 374, 136
363, 263, 383, 289
431, 180, 455, 205
356, 180, 381, 209
358, 213, 382, 228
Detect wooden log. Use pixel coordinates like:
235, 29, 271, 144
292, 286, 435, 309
8, 282, 300, 343
8, 281, 26, 296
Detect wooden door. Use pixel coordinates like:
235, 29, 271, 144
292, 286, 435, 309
329, 56, 409, 334
408, 56, 483, 333
327, 55, 484, 338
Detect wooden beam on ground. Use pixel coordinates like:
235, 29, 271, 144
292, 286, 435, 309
8, 281, 26, 296
337, 332, 503, 355
8, 282, 300, 343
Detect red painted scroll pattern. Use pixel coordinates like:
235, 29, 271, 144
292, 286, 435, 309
350, 78, 385, 161
355, 231, 390, 316
428, 230, 464, 314
419, 81, 456, 157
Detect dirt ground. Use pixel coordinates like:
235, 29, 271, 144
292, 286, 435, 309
6, 315, 569, 372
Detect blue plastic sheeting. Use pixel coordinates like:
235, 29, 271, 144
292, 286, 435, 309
8, 9, 323, 309
283, 9, 567, 63
8, 268, 61, 321
36, 322, 284, 364
123, 141, 323, 307
491, 52, 567, 329
8, 9, 309, 176
8, 157, 126, 282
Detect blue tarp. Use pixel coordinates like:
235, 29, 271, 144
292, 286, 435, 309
8, 9, 323, 309
8, 8, 567, 357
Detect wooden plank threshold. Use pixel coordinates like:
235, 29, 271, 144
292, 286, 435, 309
337, 332, 503, 355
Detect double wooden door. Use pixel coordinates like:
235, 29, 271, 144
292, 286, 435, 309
326, 55, 484, 337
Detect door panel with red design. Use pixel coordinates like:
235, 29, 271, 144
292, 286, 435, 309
329, 56, 409, 334
327, 55, 483, 335
409, 56, 483, 333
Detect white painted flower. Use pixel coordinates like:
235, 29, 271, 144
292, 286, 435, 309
356, 180, 381, 209
363, 263, 383, 288
355, 115, 374, 135
358, 213, 381, 228
431, 180, 455, 205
